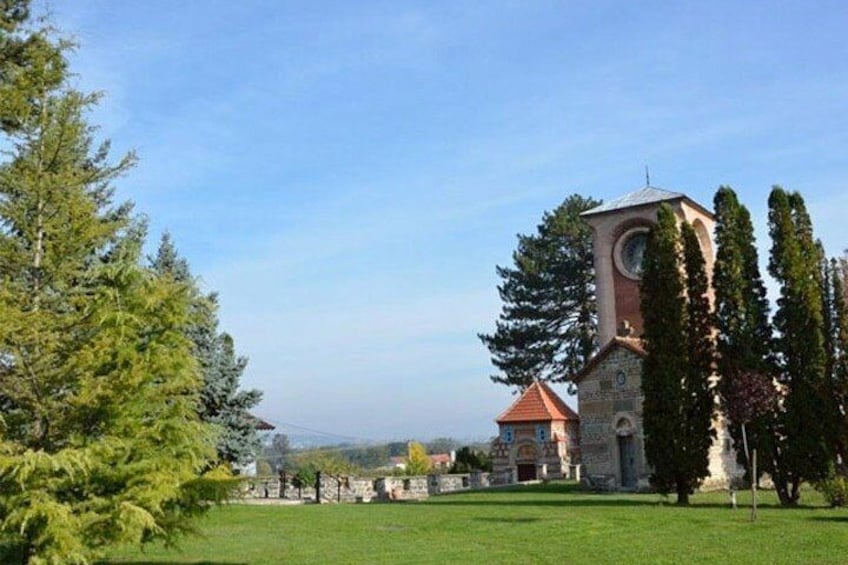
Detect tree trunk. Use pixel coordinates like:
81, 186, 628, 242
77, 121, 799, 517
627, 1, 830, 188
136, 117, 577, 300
676, 477, 690, 505
751, 448, 757, 522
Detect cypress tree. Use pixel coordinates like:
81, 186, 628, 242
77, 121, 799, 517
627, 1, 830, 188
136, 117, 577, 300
681, 221, 716, 491
479, 194, 599, 389
767, 186, 829, 505
712, 186, 773, 473
821, 255, 848, 469
640, 204, 690, 502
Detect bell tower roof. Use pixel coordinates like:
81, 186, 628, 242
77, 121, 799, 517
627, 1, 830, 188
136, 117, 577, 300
581, 186, 710, 219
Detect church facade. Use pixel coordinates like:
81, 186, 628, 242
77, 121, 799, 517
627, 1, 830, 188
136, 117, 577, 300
574, 186, 741, 490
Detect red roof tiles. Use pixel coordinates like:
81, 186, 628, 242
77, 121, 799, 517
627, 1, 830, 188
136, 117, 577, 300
496, 381, 579, 423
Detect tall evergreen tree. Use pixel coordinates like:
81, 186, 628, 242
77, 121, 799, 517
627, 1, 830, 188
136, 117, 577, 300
767, 186, 830, 505
0, 21, 215, 563
712, 186, 773, 471
151, 234, 263, 467
641, 205, 715, 504
680, 221, 716, 488
821, 255, 848, 469
640, 205, 687, 502
479, 194, 599, 389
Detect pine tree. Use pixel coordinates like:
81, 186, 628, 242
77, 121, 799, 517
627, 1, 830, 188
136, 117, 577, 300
767, 186, 829, 505
0, 22, 215, 563
151, 234, 262, 467
712, 186, 774, 473
479, 194, 599, 389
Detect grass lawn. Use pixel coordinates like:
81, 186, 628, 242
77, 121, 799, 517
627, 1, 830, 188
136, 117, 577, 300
103, 482, 848, 564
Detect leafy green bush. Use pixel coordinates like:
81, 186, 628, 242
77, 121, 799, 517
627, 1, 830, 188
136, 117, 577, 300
816, 473, 848, 507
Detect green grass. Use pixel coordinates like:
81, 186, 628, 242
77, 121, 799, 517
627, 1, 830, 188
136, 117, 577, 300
103, 482, 848, 564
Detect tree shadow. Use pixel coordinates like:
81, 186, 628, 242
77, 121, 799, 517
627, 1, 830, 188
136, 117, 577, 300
475, 517, 542, 524
102, 562, 246, 565
808, 515, 848, 523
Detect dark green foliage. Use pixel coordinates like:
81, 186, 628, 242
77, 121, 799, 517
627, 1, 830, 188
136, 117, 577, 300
640, 205, 688, 500
641, 205, 714, 504
450, 446, 493, 473
820, 256, 848, 467
480, 194, 600, 389
151, 234, 262, 468
767, 186, 830, 505
712, 186, 774, 473
681, 222, 716, 487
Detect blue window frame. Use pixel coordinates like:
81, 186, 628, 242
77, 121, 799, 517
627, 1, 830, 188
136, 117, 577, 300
502, 425, 514, 443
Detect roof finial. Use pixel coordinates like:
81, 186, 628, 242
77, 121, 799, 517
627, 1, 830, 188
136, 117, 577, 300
645, 164, 651, 187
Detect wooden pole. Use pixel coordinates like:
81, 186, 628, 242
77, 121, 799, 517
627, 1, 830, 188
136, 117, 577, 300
316, 471, 322, 504
751, 449, 757, 522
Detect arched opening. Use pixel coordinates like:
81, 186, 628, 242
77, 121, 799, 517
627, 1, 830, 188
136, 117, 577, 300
616, 417, 637, 489
515, 443, 538, 482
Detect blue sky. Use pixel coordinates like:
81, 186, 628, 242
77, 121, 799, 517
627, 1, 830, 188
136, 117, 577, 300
50, 1, 848, 442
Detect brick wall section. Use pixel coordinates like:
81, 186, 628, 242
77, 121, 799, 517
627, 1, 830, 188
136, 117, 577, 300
578, 346, 647, 489
577, 343, 743, 491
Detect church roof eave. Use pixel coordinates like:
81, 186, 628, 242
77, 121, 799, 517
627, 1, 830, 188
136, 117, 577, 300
570, 336, 646, 385
580, 186, 713, 220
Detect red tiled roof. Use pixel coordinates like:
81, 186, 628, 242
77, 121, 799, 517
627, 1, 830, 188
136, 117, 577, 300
495, 381, 578, 423
429, 454, 452, 465
571, 336, 646, 384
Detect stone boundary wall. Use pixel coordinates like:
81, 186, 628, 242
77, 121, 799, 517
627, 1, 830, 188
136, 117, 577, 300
240, 471, 492, 504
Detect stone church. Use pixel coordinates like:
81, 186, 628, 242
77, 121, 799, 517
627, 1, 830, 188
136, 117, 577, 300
492, 186, 741, 490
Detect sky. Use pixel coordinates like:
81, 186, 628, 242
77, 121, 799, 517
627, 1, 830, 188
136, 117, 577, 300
47, 0, 848, 443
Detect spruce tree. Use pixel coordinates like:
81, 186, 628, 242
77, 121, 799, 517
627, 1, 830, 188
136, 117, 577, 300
0, 22, 215, 563
767, 186, 829, 505
712, 186, 773, 472
479, 194, 599, 389
151, 234, 263, 467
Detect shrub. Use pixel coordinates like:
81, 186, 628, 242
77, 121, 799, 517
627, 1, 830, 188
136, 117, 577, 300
816, 473, 848, 507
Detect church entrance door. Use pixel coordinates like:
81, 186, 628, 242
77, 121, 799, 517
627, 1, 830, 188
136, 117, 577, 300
517, 464, 537, 482
618, 435, 636, 489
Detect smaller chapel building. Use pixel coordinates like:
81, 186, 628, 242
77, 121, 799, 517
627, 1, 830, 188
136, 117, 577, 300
491, 381, 580, 483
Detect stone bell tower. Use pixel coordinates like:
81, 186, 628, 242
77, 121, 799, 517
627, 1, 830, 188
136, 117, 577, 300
580, 186, 716, 346
572, 186, 738, 491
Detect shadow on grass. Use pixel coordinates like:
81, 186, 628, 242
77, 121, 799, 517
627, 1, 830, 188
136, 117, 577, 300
101, 562, 246, 565
428, 482, 810, 511
808, 515, 848, 523
475, 517, 542, 524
